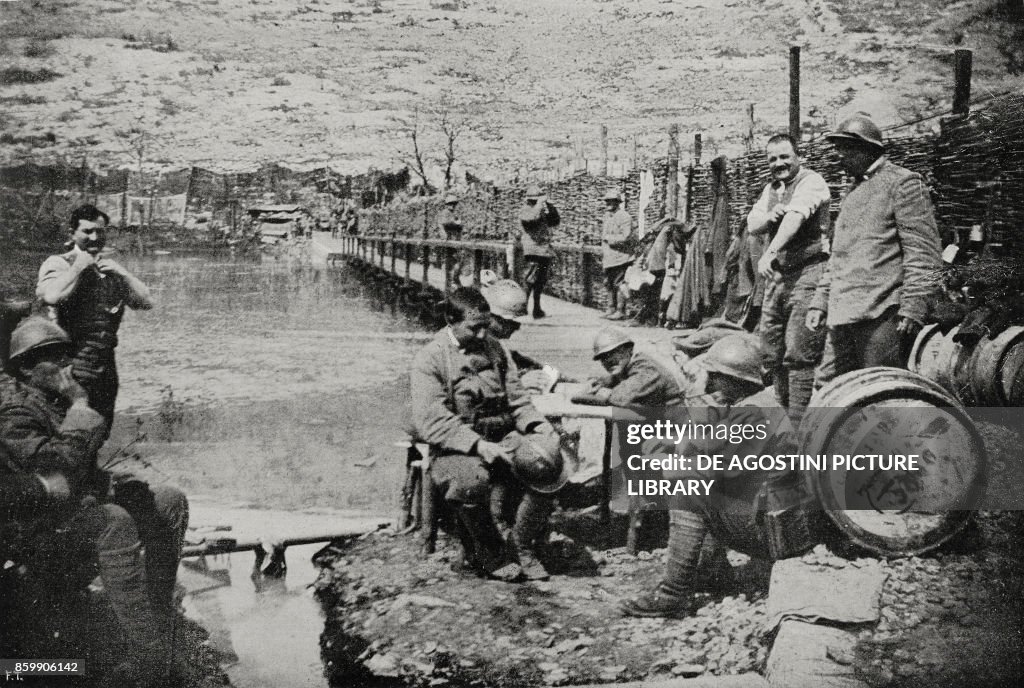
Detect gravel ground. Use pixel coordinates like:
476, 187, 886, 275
313, 509, 1022, 688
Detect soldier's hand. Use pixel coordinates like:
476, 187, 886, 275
96, 257, 126, 276
71, 250, 96, 271
896, 316, 922, 340
44, 364, 89, 404
757, 251, 777, 280
477, 440, 513, 466
768, 204, 787, 224
36, 472, 71, 500
805, 308, 825, 331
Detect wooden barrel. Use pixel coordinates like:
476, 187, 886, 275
800, 367, 987, 556
971, 325, 1024, 406
999, 341, 1024, 405
908, 324, 962, 394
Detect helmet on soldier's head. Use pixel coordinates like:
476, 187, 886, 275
592, 327, 633, 360
697, 334, 762, 385
484, 279, 528, 321
524, 185, 544, 199
502, 431, 569, 494
602, 188, 623, 202
7, 316, 71, 363
826, 114, 884, 149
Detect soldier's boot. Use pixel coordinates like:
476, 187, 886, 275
692, 535, 734, 593
620, 510, 706, 618
99, 543, 190, 687
511, 492, 554, 581
454, 505, 522, 582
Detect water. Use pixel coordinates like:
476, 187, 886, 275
3, 248, 430, 687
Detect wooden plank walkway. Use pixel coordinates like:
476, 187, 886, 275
311, 232, 683, 381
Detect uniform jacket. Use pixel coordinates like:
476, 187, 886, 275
411, 328, 546, 455
437, 207, 463, 239
811, 159, 941, 326
0, 373, 107, 551
519, 200, 559, 258
604, 350, 689, 409
602, 208, 635, 270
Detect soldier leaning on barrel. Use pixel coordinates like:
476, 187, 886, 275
410, 287, 567, 582
806, 115, 943, 385
747, 133, 830, 425
0, 317, 190, 685
36, 204, 154, 433
613, 335, 820, 618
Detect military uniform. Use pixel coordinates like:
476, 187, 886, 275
37, 250, 147, 427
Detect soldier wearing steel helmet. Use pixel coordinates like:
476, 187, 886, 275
585, 327, 695, 409
617, 334, 815, 618
0, 317, 190, 683
806, 114, 942, 385
600, 188, 636, 321
518, 185, 560, 319
438, 193, 467, 288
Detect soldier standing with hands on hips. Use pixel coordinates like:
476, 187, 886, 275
36, 204, 154, 433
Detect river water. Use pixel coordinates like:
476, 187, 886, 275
3, 247, 429, 687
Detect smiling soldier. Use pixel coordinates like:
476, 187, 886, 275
747, 134, 830, 424
36, 204, 154, 432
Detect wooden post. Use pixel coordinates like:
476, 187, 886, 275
632, 136, 639, 171
404, 243, 412, 282
472, 249, 484, 288
581, 250, 593, 307
694, 133, 703, 167
599, 124, 609, 177
422, 245, 430, 286
443, 246, 455, 293
600, 420, 613, 525
953, 49, 973, 117
746, 103, 756, 152
666, 124, 680, 219
789, 46, 801, 142
390, 238, 397, 275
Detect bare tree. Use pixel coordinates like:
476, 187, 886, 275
437, 102, 465, 190
398, 107, 434, 194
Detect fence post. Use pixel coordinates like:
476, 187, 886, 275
694, 134, 703, 167
581, 249, 593, 307
953, 49, 973, 117
422, 245, 430, 286
745, 103, 756, 153
404, 243, 413, 283
472, 249, 484, 288
444, 246, 455, 293
599, 124, 609, 177
667, 124, 680, 219
789, 46, 801, 142
390, 237, 397, 275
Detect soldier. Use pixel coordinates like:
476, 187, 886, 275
618, 335, 813, 618
410, 287, 565, 581
747, 133, 830, 423
600, 189, 635, 321
518, 185, 560, 319
36, 204, 154, 431
807, 115, 942, 383
0, 317, 189, 684
438, 193, 467, 288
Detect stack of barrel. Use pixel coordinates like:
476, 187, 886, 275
908, 324, 1024, 406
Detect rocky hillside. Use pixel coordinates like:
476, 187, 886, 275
0, 0, 1022, 178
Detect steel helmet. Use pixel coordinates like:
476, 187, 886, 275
524, 185, 544, 199
602, 188, 623, 202
826, 114, 884, 149
592, 326, 634, 360
443, 193, 459, 205
485, 279, 528, 320
502, 431, 569, 494
697, 333, 762, 385
7, 316, 71, 362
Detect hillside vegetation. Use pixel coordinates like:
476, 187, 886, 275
0, 0, 1022, 178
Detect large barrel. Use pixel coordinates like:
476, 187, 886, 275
801, 367, 987, 556
909, 324, 1024, 406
